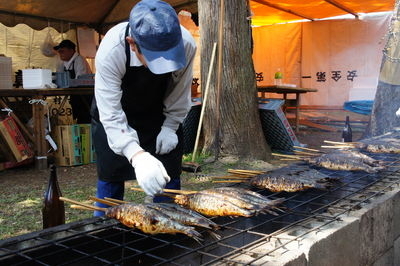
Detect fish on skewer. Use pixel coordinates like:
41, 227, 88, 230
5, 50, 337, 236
213, 165, 339, 193
304, 152, 384, 173
173, 187, 283, 217
356, 138, 400, 153
243, 166, 339, 192
324, 130, 400, 153
174, 192, 256, 217
146, 203, 220, 230
250, 174, 329, 192
275, 150, 385, 172
91, 196, 219, 231
105, 203, 203, 241
334, 150, 383, 166
61, 197, 207, 242
205, 187, 284, 214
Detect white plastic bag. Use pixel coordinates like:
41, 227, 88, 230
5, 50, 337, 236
41, 31, 57, 57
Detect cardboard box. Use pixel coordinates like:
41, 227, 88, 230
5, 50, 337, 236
79, 124, 91, 164
0, 116, 34, 162
54, 125, 82, 166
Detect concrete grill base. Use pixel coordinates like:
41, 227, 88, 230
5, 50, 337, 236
225, 186, 400, 265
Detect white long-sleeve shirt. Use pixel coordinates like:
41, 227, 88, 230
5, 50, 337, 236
94, 22, 197, 161
56, 52, 92, 78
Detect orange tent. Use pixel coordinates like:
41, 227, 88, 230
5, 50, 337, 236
250, 0, 395, 26
0, 1, 395, 33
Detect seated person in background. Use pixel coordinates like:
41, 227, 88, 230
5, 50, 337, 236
54, 39, 93, 123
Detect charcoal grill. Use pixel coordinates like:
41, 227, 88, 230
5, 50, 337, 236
1, 151, 400, 265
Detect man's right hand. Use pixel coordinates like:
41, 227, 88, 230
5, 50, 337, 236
130, 151, 170, 196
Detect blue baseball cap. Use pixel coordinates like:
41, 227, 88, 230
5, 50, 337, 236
129, 0, 186, 74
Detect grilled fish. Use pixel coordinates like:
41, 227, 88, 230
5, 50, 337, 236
356, 138, 400, 153
305, 152, 384, 173
174, 192, 256, 217
250, 175, 326, 192
206, 187, 284, 213
335, 150, 383, 166
247, 165, 339, 192
147, 203, 219, 230
199, 189, 262, 210
105, 203, 202, 241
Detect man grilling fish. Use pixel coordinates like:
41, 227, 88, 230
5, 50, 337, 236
91, 0, 196, 216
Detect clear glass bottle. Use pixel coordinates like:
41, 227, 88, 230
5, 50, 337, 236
342, 116, 353, 142
42, 164, 65, 229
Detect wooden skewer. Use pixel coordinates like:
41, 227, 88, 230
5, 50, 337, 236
130, 187, 195, 195
104, 197, 128, 204
227, 169, 265, 175
71, 204, 94, 211
293, 146, 321, 152
59, 197, 105, 212
89, 196, 119, 206
212, 176, 249, 180
323, 140, 358, 145
293, 150, 319, 156
321, 145, 352, 149
280, 158, 299, 161
271, 153, 303, 160
225, 172, 254, 177
212, 180, 243, 183
220, 174, 253, 179
206, 174, 248, 178
164, 188, 197, 194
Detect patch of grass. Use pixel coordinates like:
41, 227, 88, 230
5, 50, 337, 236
0, 156, 276, 240
182, 152, 212, 164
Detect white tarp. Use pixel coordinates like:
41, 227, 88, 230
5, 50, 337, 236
0, 23, 76, 73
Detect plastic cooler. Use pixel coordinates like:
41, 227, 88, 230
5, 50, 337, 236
259, 99, 300, 151
182, 98, 202, 154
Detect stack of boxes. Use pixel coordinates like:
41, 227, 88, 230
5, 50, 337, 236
0, 56, 34, 170
53, 124, 96, 166
0, 56, 13, 90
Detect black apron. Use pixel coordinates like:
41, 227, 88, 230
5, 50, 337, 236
66, 62, 93, 124
91, 25, 183, 183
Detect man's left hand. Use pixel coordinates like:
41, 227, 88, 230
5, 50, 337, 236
156, 127, 178, 155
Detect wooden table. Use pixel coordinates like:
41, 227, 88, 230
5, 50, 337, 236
257, 85, 318, 133
0, 87, 94, 169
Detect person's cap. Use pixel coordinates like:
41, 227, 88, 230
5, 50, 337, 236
129, 0, 186, 74
54, 40, 76, 50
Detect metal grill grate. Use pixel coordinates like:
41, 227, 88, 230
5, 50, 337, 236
1, 152, 400, 265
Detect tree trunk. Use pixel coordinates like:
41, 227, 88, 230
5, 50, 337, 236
198, 0, 271, 160
364, 0, 400, 137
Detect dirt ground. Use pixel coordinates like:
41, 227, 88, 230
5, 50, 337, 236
0, 112, 366, 239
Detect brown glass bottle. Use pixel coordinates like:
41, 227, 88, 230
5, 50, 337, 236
42, 164, 65, 229
342, 116, 353, 142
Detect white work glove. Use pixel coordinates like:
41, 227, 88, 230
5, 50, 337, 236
396, 107, 400, 117
131, 151, 171, 196
156, 126, 178, 155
